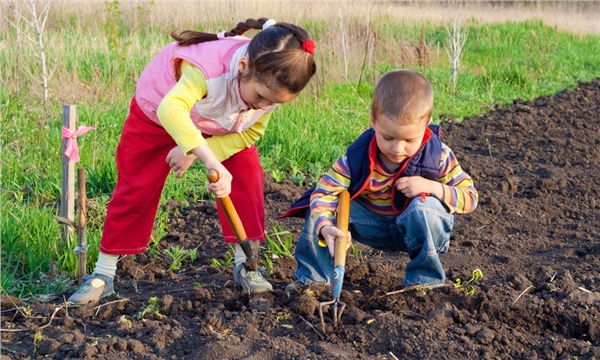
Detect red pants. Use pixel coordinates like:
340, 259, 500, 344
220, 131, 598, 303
100, 97, 265, 255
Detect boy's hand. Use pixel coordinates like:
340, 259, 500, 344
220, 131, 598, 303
394, 176, 442, 199
166, 146, 196, 178
319, 226, 352, 258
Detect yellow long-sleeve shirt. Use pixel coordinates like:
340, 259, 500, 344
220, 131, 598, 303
156, 61, 270, 161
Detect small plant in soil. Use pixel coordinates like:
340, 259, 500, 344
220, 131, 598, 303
454, 269, 484, 295
135, 297, 161, 320
210, 246, 235, 268
264, 222, 294, 259
486, 138, 494, 158
33, 331, 42, 352
164, 245, 199, 271
350, 242, 364, 263
118, 315, 133, 329
270, 169, 286, 183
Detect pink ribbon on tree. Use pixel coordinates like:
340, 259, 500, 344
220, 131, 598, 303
62, 125, 96, 163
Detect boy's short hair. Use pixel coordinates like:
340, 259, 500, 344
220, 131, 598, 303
371, 70, 433, 124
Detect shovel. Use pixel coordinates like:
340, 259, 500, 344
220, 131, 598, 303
206, 169, 257, 271
319, 190, 350, 334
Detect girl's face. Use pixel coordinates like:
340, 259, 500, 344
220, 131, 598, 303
238, 57, 297, 110
370, 111, 430, 169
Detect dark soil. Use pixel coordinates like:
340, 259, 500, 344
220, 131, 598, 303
2, 79, 600, 359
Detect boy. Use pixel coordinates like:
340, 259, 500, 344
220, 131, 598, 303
280, 70, 478, 290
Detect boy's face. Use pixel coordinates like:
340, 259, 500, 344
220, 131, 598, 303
370, 111, 431, 167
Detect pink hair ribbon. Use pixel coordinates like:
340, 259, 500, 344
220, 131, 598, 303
62, 125, 96, 163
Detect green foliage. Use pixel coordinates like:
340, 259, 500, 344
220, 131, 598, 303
349, 242, 364, 263
135, 296, 161, 320
210, 246, 235, 268
103, 0, 154, 64
1, 192, 76, 297
164, 246, 199, 272
454, 269, 484, 295
264, 222, 294, 259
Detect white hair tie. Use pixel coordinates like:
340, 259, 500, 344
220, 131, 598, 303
262, 19, 276, 30
217, 31, 226, 40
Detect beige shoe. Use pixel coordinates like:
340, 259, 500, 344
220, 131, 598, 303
67, 272, 115, 305
234, 264, 273, 294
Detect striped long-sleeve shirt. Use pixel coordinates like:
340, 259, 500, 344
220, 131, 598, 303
310, 143, 478, 234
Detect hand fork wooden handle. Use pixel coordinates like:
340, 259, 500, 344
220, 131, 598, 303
206, 170, 256, 269
319, 190, 350, 334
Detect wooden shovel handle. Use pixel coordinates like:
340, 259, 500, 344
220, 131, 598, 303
333, 191, 350, 268
206, 169, 248, 244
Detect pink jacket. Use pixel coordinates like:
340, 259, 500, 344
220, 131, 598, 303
135, 38, 275, 135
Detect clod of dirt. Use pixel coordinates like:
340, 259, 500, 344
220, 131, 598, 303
476, 328, 496, 345
290, 293, 320, 316
346, 264, 369, 282
244, 258, 259, 272
509, 273, 534, 291
343, 306, 366, 324
1, 295, 22, 310
249, 296, 272, 312
426, 302, 454, 327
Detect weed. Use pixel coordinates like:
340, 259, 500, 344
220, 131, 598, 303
454, 269, 484, 295
270, 169, 286, 183
264, 222, 294, 259
485, 138, 494, 158
118, 315, 132, 329
350, 242, 364, 263
33, 331, 42, 351
20, 305, 33, 317
276, 314, 294, 329
210, 246, 235, 268
135, 296, 161, 320
164, 245, 199, 272
289, 174, 306, 186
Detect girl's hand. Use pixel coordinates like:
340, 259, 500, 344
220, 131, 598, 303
205, 162, 232, 198
394, 176, 442, 199
189, 144, 232, 198
166, 146, 197, 178
320, 226, 352, 258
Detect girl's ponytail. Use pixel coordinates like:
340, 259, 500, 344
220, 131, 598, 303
171, 18, 270, 46
171, 18, 317, 94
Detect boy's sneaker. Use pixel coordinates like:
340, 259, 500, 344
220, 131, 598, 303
67, 272, 115, 305
234, 263, 273, 294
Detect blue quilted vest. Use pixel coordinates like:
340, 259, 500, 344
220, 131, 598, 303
278, 125, 443, 218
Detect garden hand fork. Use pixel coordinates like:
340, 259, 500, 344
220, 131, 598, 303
319, 190, 350, 334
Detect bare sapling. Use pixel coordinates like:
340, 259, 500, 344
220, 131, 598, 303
444, 16, 467, 92
4, 0, 55, 114
338, 8, 348, 81
356, 1, 378, 89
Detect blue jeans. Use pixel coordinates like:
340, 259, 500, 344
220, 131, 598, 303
294, 196, 454, 287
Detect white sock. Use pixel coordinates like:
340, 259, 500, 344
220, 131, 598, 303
93, 252, 119, 279
234, 244, 246, 267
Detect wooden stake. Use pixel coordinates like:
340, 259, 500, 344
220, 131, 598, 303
61, 105, 76, 244
77, 167, 87, 285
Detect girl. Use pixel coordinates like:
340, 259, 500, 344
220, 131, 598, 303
69, 18, 316, 304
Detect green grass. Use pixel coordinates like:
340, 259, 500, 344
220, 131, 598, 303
2, 17, 599, 298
